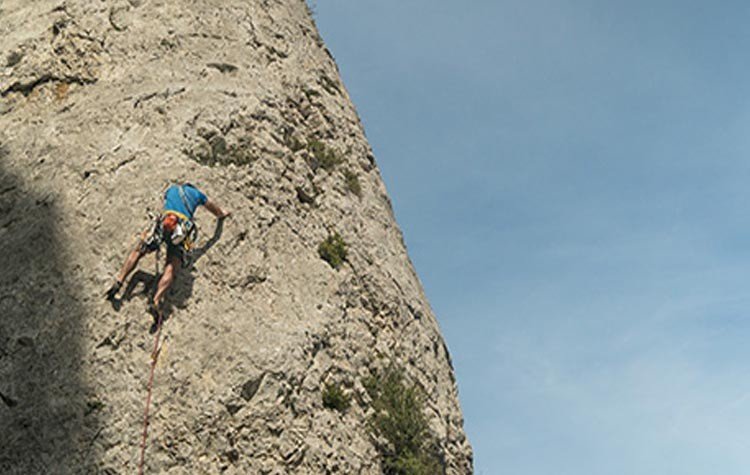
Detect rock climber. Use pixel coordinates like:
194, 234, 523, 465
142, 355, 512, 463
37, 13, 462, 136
105, 182, 231, 322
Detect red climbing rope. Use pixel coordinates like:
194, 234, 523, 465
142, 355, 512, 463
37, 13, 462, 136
137, 308, 164, 475
138, 306, 167, 475
138, 248, 163, 475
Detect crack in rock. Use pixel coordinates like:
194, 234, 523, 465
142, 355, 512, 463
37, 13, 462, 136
207, 62, 238, 74
239, 373, 265, 401
1, 75, 97, 97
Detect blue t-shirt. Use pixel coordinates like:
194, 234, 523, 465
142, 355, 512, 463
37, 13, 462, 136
163, 183, 207, 220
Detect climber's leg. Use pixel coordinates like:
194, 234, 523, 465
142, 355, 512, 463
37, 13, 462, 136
106, 229, 151, 300
153, 252, 181, 310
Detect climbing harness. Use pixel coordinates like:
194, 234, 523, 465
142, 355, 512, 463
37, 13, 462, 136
139, 213, 165, 254
141, 213, 198, 266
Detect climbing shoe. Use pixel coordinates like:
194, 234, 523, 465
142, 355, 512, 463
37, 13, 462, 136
105, 280, 123, 301
148, 301, 161, 320
148, 301, 164, 333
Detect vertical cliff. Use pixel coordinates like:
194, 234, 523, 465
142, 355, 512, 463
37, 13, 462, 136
0, 0, 473, 473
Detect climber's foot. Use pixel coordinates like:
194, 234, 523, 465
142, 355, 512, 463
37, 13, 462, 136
105, 279, 123, 301
148, 301, 163, 332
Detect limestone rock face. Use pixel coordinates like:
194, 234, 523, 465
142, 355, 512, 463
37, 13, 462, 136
0, 1, 473, 473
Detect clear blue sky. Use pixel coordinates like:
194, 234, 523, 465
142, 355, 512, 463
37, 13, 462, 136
312, 1, 750, 474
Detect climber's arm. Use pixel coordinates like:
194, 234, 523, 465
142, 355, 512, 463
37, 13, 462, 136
204, 197, 231, 219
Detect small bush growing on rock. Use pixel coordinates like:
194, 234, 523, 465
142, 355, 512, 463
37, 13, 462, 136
343, 169, 362, 197
222, 136, 256, 165
363, 365, 442, 475
322, 383, 351, 412
284, 132, 306, 152
308, 139, 341, 171
187, 132, 256, 167
318, 233, 347, 269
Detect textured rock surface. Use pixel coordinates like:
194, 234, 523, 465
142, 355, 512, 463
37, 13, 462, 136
0, 0, 473, 473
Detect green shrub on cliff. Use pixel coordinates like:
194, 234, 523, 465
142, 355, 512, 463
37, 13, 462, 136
308, 139, 341, 171
322, 382, 351, 412
363, 365, 442, 475
318, 233, 347, 269
343, 169, 361, 197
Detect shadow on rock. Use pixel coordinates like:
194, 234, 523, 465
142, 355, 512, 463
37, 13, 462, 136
0, 148, 100, 473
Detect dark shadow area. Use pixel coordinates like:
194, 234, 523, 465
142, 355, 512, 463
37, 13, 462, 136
0, 146, 100, 473
188, 216, 225, 265
109, 217, 226, 329
121, 270, 158, 304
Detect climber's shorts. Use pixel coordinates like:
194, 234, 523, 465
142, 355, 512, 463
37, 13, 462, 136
138, 230, 160, 255
138, 229, 186, 265
165, 241, 186, 265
